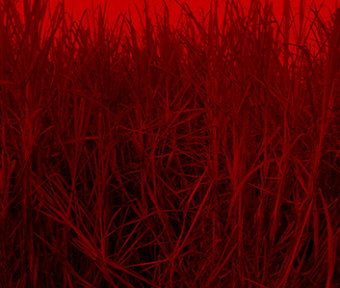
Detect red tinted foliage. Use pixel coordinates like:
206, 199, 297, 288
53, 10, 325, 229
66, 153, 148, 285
1, 0, 340, 287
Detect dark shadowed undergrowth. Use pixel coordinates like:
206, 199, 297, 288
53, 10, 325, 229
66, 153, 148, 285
1, 0, 340, 287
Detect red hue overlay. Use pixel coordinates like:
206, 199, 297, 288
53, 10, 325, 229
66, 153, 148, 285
2, 0, 340, 287
15, 0, 336, 30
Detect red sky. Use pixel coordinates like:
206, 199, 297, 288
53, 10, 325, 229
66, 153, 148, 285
14, 0, 338, 38
48, 0, 336, 20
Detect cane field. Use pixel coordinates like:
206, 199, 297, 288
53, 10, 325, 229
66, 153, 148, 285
1, 0, 340, 287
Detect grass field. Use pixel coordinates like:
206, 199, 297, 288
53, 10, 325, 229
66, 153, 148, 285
1, 0, 340, 287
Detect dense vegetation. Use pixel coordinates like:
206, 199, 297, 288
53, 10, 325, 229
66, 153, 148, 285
1, 0, 340, 287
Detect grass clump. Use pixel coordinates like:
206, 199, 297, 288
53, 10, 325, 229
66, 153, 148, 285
1, 0, 340, 287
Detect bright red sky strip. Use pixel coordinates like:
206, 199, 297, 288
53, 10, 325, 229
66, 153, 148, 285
15, 0, 338, 31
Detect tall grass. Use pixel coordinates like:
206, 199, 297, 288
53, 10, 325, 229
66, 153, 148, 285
1, 0, 340, 287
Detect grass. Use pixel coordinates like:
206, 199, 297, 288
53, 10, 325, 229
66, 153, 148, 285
1, 0, 340, 287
